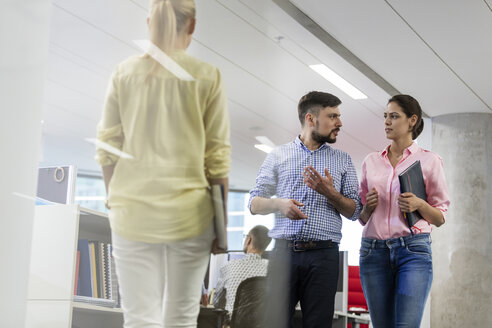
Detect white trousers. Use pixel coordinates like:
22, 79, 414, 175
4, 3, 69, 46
112, 225, 214, 328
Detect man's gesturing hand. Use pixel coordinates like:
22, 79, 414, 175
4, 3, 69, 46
303, 166, 336, 198
276, 198, 307, 220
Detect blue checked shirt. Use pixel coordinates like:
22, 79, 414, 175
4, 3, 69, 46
248, 136, 362, 243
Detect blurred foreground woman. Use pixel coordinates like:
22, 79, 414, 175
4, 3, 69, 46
96, 1, 230, 327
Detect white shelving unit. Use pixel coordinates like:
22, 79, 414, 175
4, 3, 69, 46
26, 204, 123, 328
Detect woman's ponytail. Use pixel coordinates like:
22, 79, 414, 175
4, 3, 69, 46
412, 117, 424, 140
149, 0, 177, 54
146, 0, 196, 80
148, 0, 195, 54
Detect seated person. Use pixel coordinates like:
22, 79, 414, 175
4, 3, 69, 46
213, 225, 271, 316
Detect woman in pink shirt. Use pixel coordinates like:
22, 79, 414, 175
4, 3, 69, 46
358, 95, 450, 328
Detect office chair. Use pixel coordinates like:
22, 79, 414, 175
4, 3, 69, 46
229, 276, 267, 328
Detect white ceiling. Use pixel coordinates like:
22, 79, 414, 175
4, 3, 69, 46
41, 0, 492, 190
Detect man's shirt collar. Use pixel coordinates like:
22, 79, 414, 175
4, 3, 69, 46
295, 135, 329, 152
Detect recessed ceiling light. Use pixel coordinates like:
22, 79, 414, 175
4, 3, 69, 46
309, 64, 367, 100
254, 144, 273, 154
254, 136, 276, 154
255, 136, 276, 148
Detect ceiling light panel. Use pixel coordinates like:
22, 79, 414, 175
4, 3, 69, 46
309, 64, 367, 100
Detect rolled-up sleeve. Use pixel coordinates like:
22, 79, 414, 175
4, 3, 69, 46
204, 68, 231, 179
357, 158, 368, 225
340, 155, 362, 221
248, 151, 277, 212
425, 155, 450, 222
95, 69, 124, 167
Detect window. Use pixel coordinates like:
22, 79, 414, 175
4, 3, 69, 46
74, 180, 275, 252
340, 218, 363, 266
75, 174, 107, 213
226, 191, 362, 264
226, 191, 274, 251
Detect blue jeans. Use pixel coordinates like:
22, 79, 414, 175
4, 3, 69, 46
265, 240, 340, 328
359, 234, 433, 328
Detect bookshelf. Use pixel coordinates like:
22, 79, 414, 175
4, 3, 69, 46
26, 204, 123, 328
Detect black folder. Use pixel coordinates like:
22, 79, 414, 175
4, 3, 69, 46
212, 184, 227, 250
398, 160, 427, 227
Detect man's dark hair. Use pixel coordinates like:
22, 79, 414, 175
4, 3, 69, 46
388, 94, 424, 140
298, 91, 342, 126
249, 225, 271, 252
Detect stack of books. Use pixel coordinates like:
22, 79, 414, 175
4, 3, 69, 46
74, 239, 120, 308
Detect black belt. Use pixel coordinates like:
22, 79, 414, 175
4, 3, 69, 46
275, 239, 338, 252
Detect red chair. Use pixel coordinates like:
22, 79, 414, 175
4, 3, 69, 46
347, 266, 369, 328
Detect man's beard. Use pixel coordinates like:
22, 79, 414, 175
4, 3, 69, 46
312, 127, 338, 144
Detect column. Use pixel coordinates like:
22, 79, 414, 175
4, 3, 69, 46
431, 113, 492, 326
0, 0, 51, 326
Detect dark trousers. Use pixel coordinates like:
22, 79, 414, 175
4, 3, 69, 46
265, 240, 339, 328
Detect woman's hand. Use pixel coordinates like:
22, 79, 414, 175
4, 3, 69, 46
365, 188, 379, 214
211, 238, 227, 255
398, 192, 445, 227
201, 293, 209, 306
398, 192, 424, 213
360, 188, 378, 224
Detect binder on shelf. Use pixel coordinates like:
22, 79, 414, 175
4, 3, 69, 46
211, 184, 227, 250
104, 243, 112, 300
108, 244, 121, 307
98, 242, 108, 300
77, 239, 92, 297
74, 251, 80, 295
398, 160, 427, 227
94, 241, 105, 298
89, 242, 98, 298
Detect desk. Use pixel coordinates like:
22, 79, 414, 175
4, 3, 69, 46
334, 311, 371, 328
197, 305, 228, 328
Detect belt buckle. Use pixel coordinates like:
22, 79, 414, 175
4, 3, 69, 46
293, 240, 306, 252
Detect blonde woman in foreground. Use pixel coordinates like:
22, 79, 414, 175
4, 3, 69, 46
96, 1, 230, 327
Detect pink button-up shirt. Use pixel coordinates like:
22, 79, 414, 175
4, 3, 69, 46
359, 142, 450, 239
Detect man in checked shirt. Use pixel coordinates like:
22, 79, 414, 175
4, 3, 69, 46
249, 91, 362, 328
